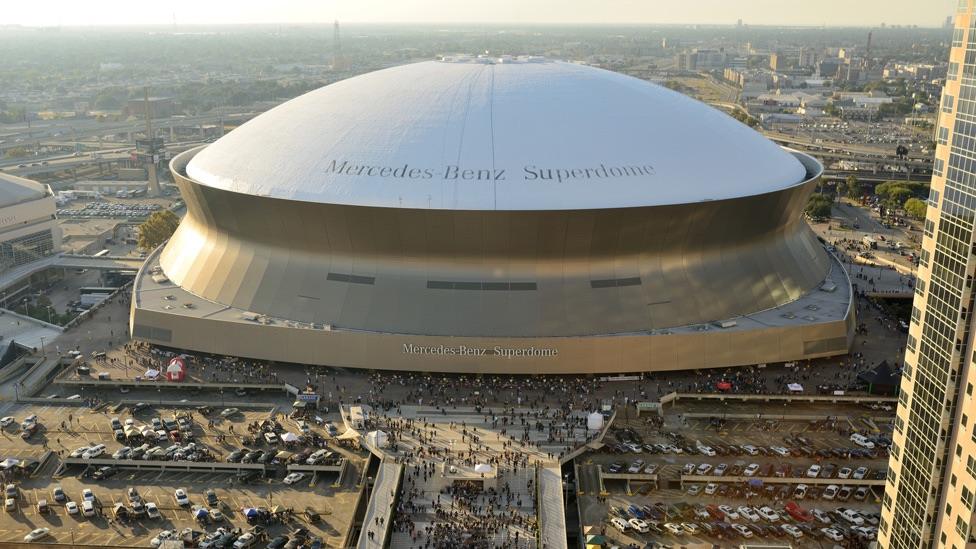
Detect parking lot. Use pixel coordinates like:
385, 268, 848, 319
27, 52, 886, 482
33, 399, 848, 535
577, 400, 892, 547
0, 400, 364, 546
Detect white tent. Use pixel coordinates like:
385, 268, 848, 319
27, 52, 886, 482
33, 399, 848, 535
587, 412, 605, 431
0, 458, 19, 470
280, 432, 300, 443
366, 430, 389, 448
144, 369, 160, 379
787, 383, 804, 393
474, 463, 493, 474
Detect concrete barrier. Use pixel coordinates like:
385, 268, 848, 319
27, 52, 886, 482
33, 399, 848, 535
669, 392, 897, 404
286, 462, 345, 474
62, 457, 266, 474
680, 474, 885, 486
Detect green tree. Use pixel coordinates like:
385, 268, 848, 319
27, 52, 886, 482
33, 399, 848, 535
886, 187, 913, 208
846, 176, 861, 200
835, 180, 847, 198
904, 198, 928, 220
805, 194, 833, 219
137, 210, 179, 251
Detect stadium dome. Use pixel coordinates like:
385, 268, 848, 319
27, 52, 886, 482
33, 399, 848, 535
186, 57, 807, 210
131, 56, 851, 375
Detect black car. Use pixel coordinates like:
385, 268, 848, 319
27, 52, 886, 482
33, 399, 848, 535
237, 471, 261, 484
227, 449, 246, 463
206, 489, 219, 506
266, 536, 289, 549
131, 402, 150, 414
93, 466, 117, 480
242, 450, 264, 464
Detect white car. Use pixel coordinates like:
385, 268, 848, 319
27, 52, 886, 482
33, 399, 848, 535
69, 446, 89, 458
643, 463, 659, 474
704, 483, 718, 495
220, 408, 239, 418
743, 463, 760, 476
738, 506, 760, 522
853, 466, 869, 480
741, 445, 759, 455
210, 508, 224, 521
66, 501, 79, 515
283, 472, 305, 485
628, 518, 649, 533
663, 522, 684, 535
0, 417, 14, 427
81, 500, 95, 517
696, 463, 713, 475
146, 502, 161, 519
174, 489, 189, 507
732, 524, 753, 538
823, 484, 839, 500
806, 464, 822, 478
822, 527, 845, 541
781, 524, 804, 539
24, 528, 50, 542
770, 446, 790, 457
837, 467, 852, 479
719, 505, 739, 520
82, 444, 106, 459
112, 447, 132, 459
150, 530, 175, 547
81, 488, 95, 502
628, 460, 644, 474
233, 532, 257, 548
758, 506, 780, 522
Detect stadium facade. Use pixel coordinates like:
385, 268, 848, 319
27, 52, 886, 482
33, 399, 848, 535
130, 56, 854, 374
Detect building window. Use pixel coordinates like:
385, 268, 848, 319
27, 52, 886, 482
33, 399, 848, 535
959, 445, 965, 458
964, 486, 974, 511
965, 414, 970, 427
953, 473, 959, 486
954, 27, 965, 48
967, 455, 976, 478
929, 188, 941, 207
969, 382, 974, 396
907, 334, 918, 353
912, 306, 922, 325
935, 158, 946, 177
945, 95, 956, 114
921, 249, 931, 268
957, 516, 969, 540
940, 126, 951, 145
950, 62, 961, 81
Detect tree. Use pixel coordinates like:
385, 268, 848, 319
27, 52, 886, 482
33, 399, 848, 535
835, 180, 847, 198
805, 194, 833, 220
137, 210, 179, 251
846, 176, 862, 200
904, 198, 928, 220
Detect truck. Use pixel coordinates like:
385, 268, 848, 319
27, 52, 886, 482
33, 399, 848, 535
862, 236, 878, 250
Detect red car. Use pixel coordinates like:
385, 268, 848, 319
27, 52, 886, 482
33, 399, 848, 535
785, 501, 814, 522
706, 504, 725, 520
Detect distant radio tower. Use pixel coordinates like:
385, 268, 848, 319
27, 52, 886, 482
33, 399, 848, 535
332, 20, 346, 70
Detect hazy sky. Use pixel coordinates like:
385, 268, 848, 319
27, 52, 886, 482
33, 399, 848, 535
0, 0, 955, 27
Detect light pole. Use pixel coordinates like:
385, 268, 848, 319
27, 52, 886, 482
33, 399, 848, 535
39, 336, 45, 356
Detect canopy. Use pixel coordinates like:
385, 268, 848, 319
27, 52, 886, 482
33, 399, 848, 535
857, 360, 902, 395
366, 430, 389, 448
243, 507, 258, 518
586, 412, 604, 431
194, 508, 209, 518
0, 458, 19, 469
748, 478, 764, 487
787, 383, 804, 393
716, 381, 733, 391
337, 429, 359, 440
275, 450, 294, 460
144, 369, 160, 379
474, 463, 493, 474
280, 432, 300, 443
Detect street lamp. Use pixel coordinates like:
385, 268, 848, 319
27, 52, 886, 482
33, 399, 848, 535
39, 337, 45, 356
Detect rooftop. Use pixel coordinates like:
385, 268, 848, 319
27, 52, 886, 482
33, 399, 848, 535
186, 57, 807, 211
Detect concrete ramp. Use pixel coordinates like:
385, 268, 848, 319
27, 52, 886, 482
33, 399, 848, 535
538, 466, 568, 549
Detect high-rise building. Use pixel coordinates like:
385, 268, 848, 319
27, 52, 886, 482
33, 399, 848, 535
880, 2, 976, 547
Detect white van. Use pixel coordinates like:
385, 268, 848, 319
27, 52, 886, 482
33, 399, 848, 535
610, 517, 629, 532
850, 433, 876, 449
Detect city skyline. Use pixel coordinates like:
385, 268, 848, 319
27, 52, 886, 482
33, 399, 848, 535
0, 0, 956, 28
